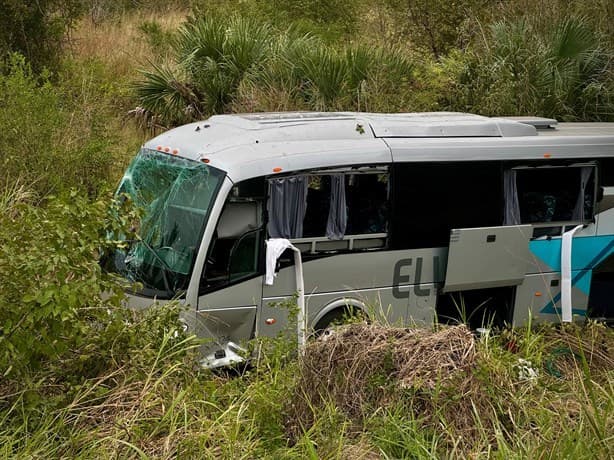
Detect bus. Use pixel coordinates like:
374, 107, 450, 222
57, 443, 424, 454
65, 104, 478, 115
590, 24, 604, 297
107, 112, 614, 366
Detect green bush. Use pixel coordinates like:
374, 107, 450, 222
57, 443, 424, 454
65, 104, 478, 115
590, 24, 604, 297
0, 0, 82, 73
0, 192, 134, 378
439, 16, 614, 120
134, 15, 415, 127
0, 54, 121, 198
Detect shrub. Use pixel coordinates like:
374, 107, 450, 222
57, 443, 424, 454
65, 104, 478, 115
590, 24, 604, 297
134, 15, 415, 127
0, 54, 121, 198
0, 192, 134, 378
439, 16, 614, 121
0, 0, 82, 73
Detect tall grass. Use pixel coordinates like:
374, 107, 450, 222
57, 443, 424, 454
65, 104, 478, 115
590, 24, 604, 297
1, 317, 611, 458
70, 10, 187, 80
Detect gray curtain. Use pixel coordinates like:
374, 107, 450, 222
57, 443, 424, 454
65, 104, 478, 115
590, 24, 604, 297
503, 169, 521, 225
326, 174, 347, 239
572, 166, 594, 221
267, 176, 308, 238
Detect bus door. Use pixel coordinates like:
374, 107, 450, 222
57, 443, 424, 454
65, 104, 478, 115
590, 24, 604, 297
442, 225, 533, 292
196, 180, 266, 349
440, 225, 533, 324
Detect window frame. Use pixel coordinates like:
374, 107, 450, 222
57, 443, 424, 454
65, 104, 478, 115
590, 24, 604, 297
507, 162, 597, 229
266, 165, 391, 255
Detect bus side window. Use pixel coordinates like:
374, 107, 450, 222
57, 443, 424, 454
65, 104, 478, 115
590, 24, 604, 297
268, 169, 390, 255
303, 175, 331, 237
201, 178, 265, 292
503, 164, 596, 227
302, 172, 389, 238
303, 173, 388, 239
390, 162, 503, 250
346, 173, 389, 234
599, 158, 614, 186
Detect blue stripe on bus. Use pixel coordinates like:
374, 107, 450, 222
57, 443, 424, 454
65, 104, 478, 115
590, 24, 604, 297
528, 236, 614, 315
529, 235, 614, 273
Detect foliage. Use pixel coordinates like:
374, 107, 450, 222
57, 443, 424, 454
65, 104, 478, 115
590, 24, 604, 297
256, 0, 362, 39
383, 0, 480, 57
0, 192, 137, 378
138, 20, 175, 56
193, 0, 362, 41
135, 15, 273, 126
0, 0, 83, 73
134, 14, 415, 127
439, 16, 614, 120
0, 54, 131, 199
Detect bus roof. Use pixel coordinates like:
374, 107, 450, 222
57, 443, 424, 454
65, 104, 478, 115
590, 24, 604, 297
143, 112, 614, 182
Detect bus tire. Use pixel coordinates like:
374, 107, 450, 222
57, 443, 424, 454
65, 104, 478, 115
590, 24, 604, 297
313, 305, 366, 336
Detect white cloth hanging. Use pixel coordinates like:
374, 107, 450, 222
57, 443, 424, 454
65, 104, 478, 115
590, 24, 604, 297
265, 238, 294, 285
265, 238, 307, 355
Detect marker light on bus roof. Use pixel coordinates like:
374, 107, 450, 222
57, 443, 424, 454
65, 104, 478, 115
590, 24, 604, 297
543, 153, 552, 158
201, 158, 210, 163
273, 167, 283, 173
172, 149, 179, 155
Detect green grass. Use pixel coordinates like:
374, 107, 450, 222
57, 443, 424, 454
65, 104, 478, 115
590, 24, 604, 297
0, 319, 611, 459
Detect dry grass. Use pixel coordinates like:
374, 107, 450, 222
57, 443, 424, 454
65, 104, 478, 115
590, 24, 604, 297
68, 10, 187, 80
288, 324, 481, 439
0, 178, 37, 216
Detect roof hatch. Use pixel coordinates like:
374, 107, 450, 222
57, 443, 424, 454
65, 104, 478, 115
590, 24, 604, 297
502, 116, 558, 130
367, 112, 538, 138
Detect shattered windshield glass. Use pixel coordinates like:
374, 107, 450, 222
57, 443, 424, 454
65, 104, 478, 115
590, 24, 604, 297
110, 148, 225, 298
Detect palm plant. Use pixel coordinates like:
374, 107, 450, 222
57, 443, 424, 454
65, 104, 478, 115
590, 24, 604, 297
295, 44, 349, 110
134, 15, 417, 124
135, 15, 274, 126
135, 64, 204, 127
466, 16, 614, 120
538, 17, 613, 120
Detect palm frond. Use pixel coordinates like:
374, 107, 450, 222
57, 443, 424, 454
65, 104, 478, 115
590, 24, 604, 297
134, 64, 202, 126
297, 44, 349, 110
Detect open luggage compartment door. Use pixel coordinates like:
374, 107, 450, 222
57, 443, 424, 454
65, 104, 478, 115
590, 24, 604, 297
442, 225, 533, 292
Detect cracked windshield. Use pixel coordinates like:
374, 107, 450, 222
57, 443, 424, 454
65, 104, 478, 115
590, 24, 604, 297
110, 148, 224, 297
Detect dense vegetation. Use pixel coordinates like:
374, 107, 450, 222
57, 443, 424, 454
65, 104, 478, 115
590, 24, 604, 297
1, 1, 613, 457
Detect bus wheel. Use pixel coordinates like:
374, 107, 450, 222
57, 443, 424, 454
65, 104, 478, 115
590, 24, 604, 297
313, 306, 367, 337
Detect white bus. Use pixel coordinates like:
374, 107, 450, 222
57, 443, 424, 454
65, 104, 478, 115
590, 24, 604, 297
107, 112, 614, 365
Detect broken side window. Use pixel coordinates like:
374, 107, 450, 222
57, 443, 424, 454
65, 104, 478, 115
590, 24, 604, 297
390, 162, 503, 250
504, 165, 595, 226
268, 168, 389, 253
